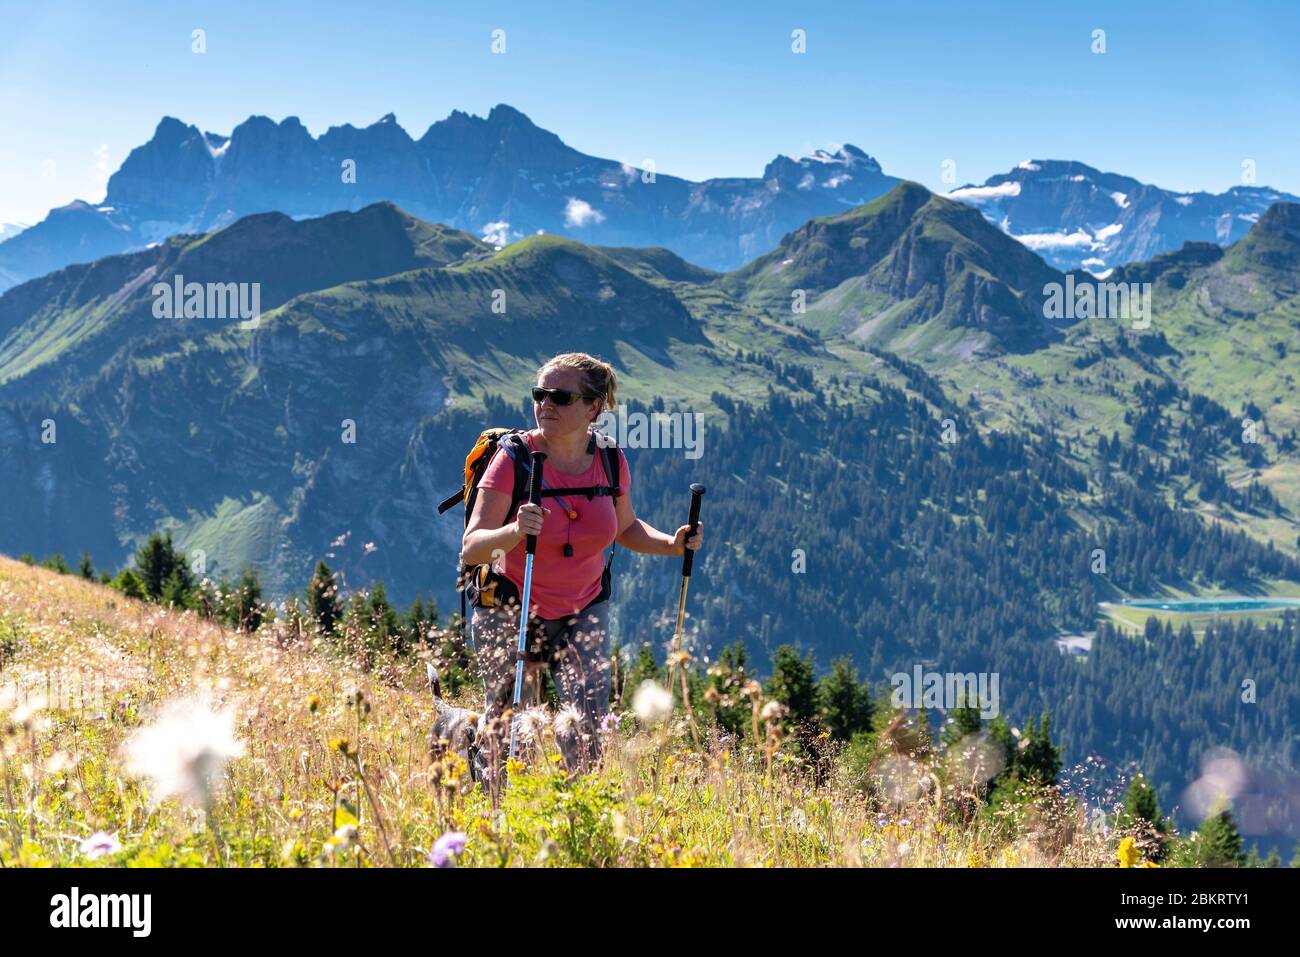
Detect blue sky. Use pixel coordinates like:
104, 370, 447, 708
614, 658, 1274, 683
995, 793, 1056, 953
1, 0, 1297, 225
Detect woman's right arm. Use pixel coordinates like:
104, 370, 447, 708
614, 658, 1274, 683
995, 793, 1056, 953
460, 487, 547, 566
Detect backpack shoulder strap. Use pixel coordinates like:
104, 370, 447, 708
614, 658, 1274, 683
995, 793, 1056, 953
589, 429, 622, 497
498, 430, 532, 517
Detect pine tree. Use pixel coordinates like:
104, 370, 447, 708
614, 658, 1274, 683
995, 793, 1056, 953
134, 532, 191, 601
1195, 806, 1245, 867
135, 533, 170, 599
226, 568, 264, 633
707, 639, 753, 736
941, 693, 984, 749
1120, 773, 1166, 831
366, 582, 401, 653
305, 560, 341, 637
818, 656, 873, 741
767, 644, 818, 729
160, 567, 192, 609
78, 551, 95, 580
1015, 711, 1062, 786
112, 569, 146, 600
624, 643, 661, 702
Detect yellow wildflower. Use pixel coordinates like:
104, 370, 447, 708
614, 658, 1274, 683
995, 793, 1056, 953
1117, 835, 1140, 868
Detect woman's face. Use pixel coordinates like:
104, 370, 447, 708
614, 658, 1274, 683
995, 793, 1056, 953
535, 366, 601, 437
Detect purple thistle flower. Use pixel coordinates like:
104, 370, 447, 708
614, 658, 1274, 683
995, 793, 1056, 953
429, 830, 468, 868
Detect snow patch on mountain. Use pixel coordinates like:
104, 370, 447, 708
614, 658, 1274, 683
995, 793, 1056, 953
946, 181, 1022, 203
1013, 228, 1095, 250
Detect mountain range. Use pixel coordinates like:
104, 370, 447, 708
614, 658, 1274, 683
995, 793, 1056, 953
3, 180, 1298, 596
3, 179, 1300, 838
2, 105, 1294, 293
0, 105, 897, 291
948, 159, 1298, 275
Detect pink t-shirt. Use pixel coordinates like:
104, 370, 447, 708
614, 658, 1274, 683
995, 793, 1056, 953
478, 430, 630, 620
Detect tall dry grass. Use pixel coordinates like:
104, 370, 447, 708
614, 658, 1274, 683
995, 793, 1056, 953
0, 557, 1132, 867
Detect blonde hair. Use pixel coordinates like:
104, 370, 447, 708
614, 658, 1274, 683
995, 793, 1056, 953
538, 352, 618, 412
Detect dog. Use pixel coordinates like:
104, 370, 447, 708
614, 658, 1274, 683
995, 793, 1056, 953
425, 663, 481, 775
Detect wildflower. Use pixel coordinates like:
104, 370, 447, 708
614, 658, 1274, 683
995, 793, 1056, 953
599, 712, 621, 735
516, 707, 550, 745
632, 681, 673, 725
740, 679, 762, 700
760, 700, 787, 723
323, 823, 358, 856
79, 831, 122, 860
308, 694, 319, 713
703, 687, 721, 705
1116, 835, 1140, 868
430, 830, 468, 867
553, 704, 582, 738
122, 694, 245, 808
12, 694, 49, 731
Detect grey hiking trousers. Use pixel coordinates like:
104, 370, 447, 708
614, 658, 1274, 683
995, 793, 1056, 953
470, 598, 612, 781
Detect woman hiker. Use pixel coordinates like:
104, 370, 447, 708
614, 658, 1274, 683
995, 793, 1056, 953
459, 352, 704, 784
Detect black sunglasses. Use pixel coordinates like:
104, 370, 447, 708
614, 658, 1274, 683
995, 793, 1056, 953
532, 387, 600, 406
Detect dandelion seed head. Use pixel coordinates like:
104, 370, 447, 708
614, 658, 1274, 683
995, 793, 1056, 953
122, 693, 244, 808
517, 706, 550, 745
631, 681, 673, 725
554, 704, 582, 737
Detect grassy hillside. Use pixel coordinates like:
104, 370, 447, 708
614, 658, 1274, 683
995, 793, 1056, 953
0, 557, 1168, 867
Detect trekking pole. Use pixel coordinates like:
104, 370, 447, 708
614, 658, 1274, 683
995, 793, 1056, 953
667, 484, 705, 741
671, 484, 706, 654
508, 449, 547, 762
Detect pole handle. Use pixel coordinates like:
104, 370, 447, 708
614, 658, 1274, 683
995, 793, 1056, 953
681, 483, 705, 578
525, 451, 547, 556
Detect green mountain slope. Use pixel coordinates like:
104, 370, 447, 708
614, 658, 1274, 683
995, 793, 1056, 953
723, 182, 1066, 359
0, 202, 491, 391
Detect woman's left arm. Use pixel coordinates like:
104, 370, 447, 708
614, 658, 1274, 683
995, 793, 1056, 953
614, 485, 703, 557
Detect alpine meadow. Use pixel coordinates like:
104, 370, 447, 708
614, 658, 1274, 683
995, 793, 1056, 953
1, 4, 1298, 912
